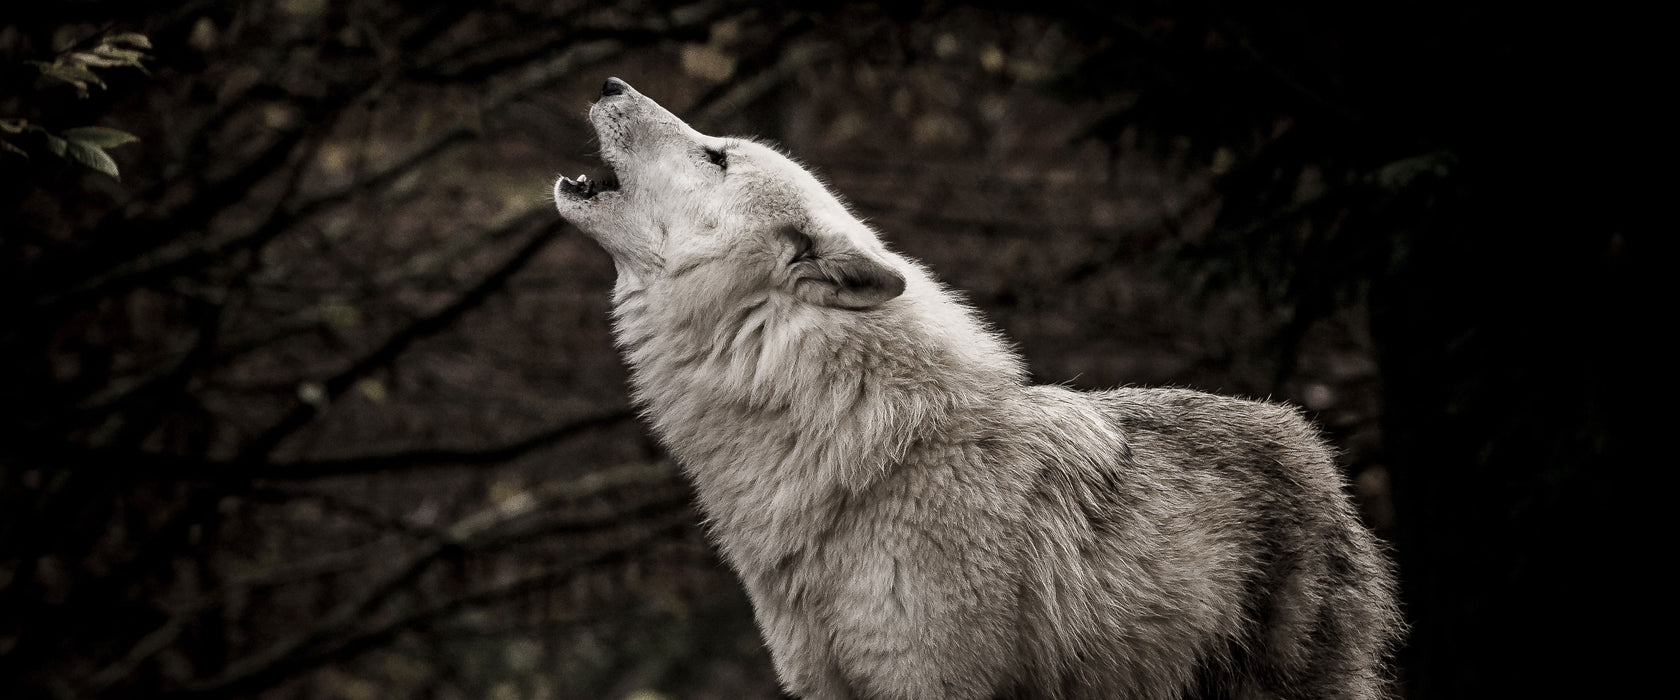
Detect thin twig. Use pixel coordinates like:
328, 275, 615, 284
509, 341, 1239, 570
24, 406, 635, 481
236, 221, 563, 462
257, 407, 637, 479
161, 462, 676, 698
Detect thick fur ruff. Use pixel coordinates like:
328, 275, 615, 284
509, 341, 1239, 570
555, 78, 1403, 700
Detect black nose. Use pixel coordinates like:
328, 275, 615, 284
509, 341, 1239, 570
601, 77, 628, 97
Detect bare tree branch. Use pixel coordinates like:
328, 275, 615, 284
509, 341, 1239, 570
154, 461, 677, 699
22, 8, 625, 319
64, 198, 562, 434
684, 16, 829, 128
237, 220, 563, 462
81, 615, 188, 697
19, 404, 635, 482
255, 407, 637, 479
74, 463, 682, 699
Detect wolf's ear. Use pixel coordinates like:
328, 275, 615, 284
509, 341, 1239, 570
781, 228, 905, 309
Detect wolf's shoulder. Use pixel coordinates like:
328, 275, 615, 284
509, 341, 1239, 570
1086, 385, 1318, 437
1069, 385, 1337, 488
1002, 384, 1312, 445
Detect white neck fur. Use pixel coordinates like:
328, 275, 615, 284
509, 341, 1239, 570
607, 257, 1025, 572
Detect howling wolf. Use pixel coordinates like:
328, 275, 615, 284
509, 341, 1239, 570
553, 77, 1402, 700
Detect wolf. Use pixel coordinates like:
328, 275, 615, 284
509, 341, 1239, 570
553, 77, 1402, 699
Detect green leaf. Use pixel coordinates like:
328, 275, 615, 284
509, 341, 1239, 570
64, 140, 120, 179
71, 50, 133, 69
106, 32, 153, 50
1, 138, 28, 158
44, 63, 99, 84
1368, 150, 1458, 191
90, 46, 147, 66
44, 133, 68, 158
63, 126, 139, 149
0, 118, 29, 134
38, 62, 104, 95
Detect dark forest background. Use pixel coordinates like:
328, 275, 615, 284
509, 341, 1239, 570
0, 2, 1653, 698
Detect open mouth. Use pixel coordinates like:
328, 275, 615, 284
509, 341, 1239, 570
556, 168, 621, 200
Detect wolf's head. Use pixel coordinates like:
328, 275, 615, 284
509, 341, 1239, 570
554, 78, 904, 312
553, 79, 1025, 492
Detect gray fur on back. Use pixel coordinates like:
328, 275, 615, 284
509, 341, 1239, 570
554, 79, 1403, 700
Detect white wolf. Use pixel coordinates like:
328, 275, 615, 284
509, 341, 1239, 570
554, 78, 1401, 700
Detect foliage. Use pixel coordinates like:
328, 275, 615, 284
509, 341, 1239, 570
2, 30, 147, 178
30, 31, 151, 95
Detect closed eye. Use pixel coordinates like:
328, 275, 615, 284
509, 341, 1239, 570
705, 147, 728, 170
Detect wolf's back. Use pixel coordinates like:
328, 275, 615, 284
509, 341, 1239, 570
1075, 386, 1404, 698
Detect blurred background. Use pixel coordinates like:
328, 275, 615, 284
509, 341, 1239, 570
0, 2, 1650, 698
